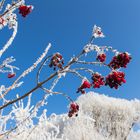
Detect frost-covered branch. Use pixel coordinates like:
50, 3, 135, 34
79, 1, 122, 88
0, 0, 24, 17
0, 43, 51, 99
76, 60, 108, 67
0, 22, 18, 57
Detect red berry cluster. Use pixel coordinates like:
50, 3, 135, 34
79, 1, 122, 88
96, 53, 106, 62
105, 71, 126, 89
68, 103, 79, 117
108, 52, 131, 69
91, 73, 104, 88
19, 5, 32, 17
49, 53, 64, 70
77, 80, 91, 94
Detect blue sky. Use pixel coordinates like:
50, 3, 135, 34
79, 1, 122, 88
1, 0, 140, 115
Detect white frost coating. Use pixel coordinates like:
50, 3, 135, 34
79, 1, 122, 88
50, 75, 62, 91
0, 56, 19, 74
76, 92, 140, 140
92, 25, 105, 38
0, 85, 8, 103
11, 81, 24, 89
21, 43, 51, 78
0, 22, 18, 58
0, 92, 140, 140
83, 44, 99, 53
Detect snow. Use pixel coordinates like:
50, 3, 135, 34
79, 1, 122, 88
0, 92, 140, 140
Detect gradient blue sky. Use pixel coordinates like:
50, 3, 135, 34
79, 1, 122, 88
1, 0, 140, 115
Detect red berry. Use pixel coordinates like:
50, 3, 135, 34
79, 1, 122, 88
49, 53, 64, 70
77, 80, 91, 94
68, 103, 79, 117
19, 5, 32, 17
97, 31, 102, 35
80, 80, 91, 89
81, 90, 86, 94
97, 53, 106, 62
8, 73, 16, 78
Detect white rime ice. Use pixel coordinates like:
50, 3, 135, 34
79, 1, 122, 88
0, 92, 140, 140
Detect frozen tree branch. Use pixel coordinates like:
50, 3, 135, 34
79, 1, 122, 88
76, 60, 108, 67
0, 22, 18, 57
0, 43, 51, 99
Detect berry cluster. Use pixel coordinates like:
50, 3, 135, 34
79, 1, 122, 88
19, 5, 33, 17
49, 53, 64, 70
77, 80, 91, 94
96, 53, 106, 62
68, 103, 79, 117
105, 71, 126, 89
77, 70, 127, 94
91, 73, 104, 88
108, 52, 131, 69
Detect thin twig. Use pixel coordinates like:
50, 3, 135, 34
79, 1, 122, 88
40, 87, 73, 102
0, 0, 5, 10
65, 69, 84, 79
76, 60, 108, 67
73, 68, 94, 75
0, 0, 22, 17
36, 55, 52, 84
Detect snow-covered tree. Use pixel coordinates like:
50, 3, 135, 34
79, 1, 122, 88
0, 0, 138, 140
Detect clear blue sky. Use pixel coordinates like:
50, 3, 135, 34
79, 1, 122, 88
1, 0, 140, 115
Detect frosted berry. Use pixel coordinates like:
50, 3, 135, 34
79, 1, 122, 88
8, 73, 16, 78
97, 53, 106, 62
91, 73, 104, 88
93, 25, 105, 38
105, 71, 126, 89
108, 52, 131, 69
77, 80, 91, 94
49, 53, 64, 70
68, 103, 79, 117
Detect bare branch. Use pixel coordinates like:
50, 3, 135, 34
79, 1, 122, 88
40, 87, 73, 102
65, 69, 85, 79
36, 55, 52, 84
73, 68, 94, 75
